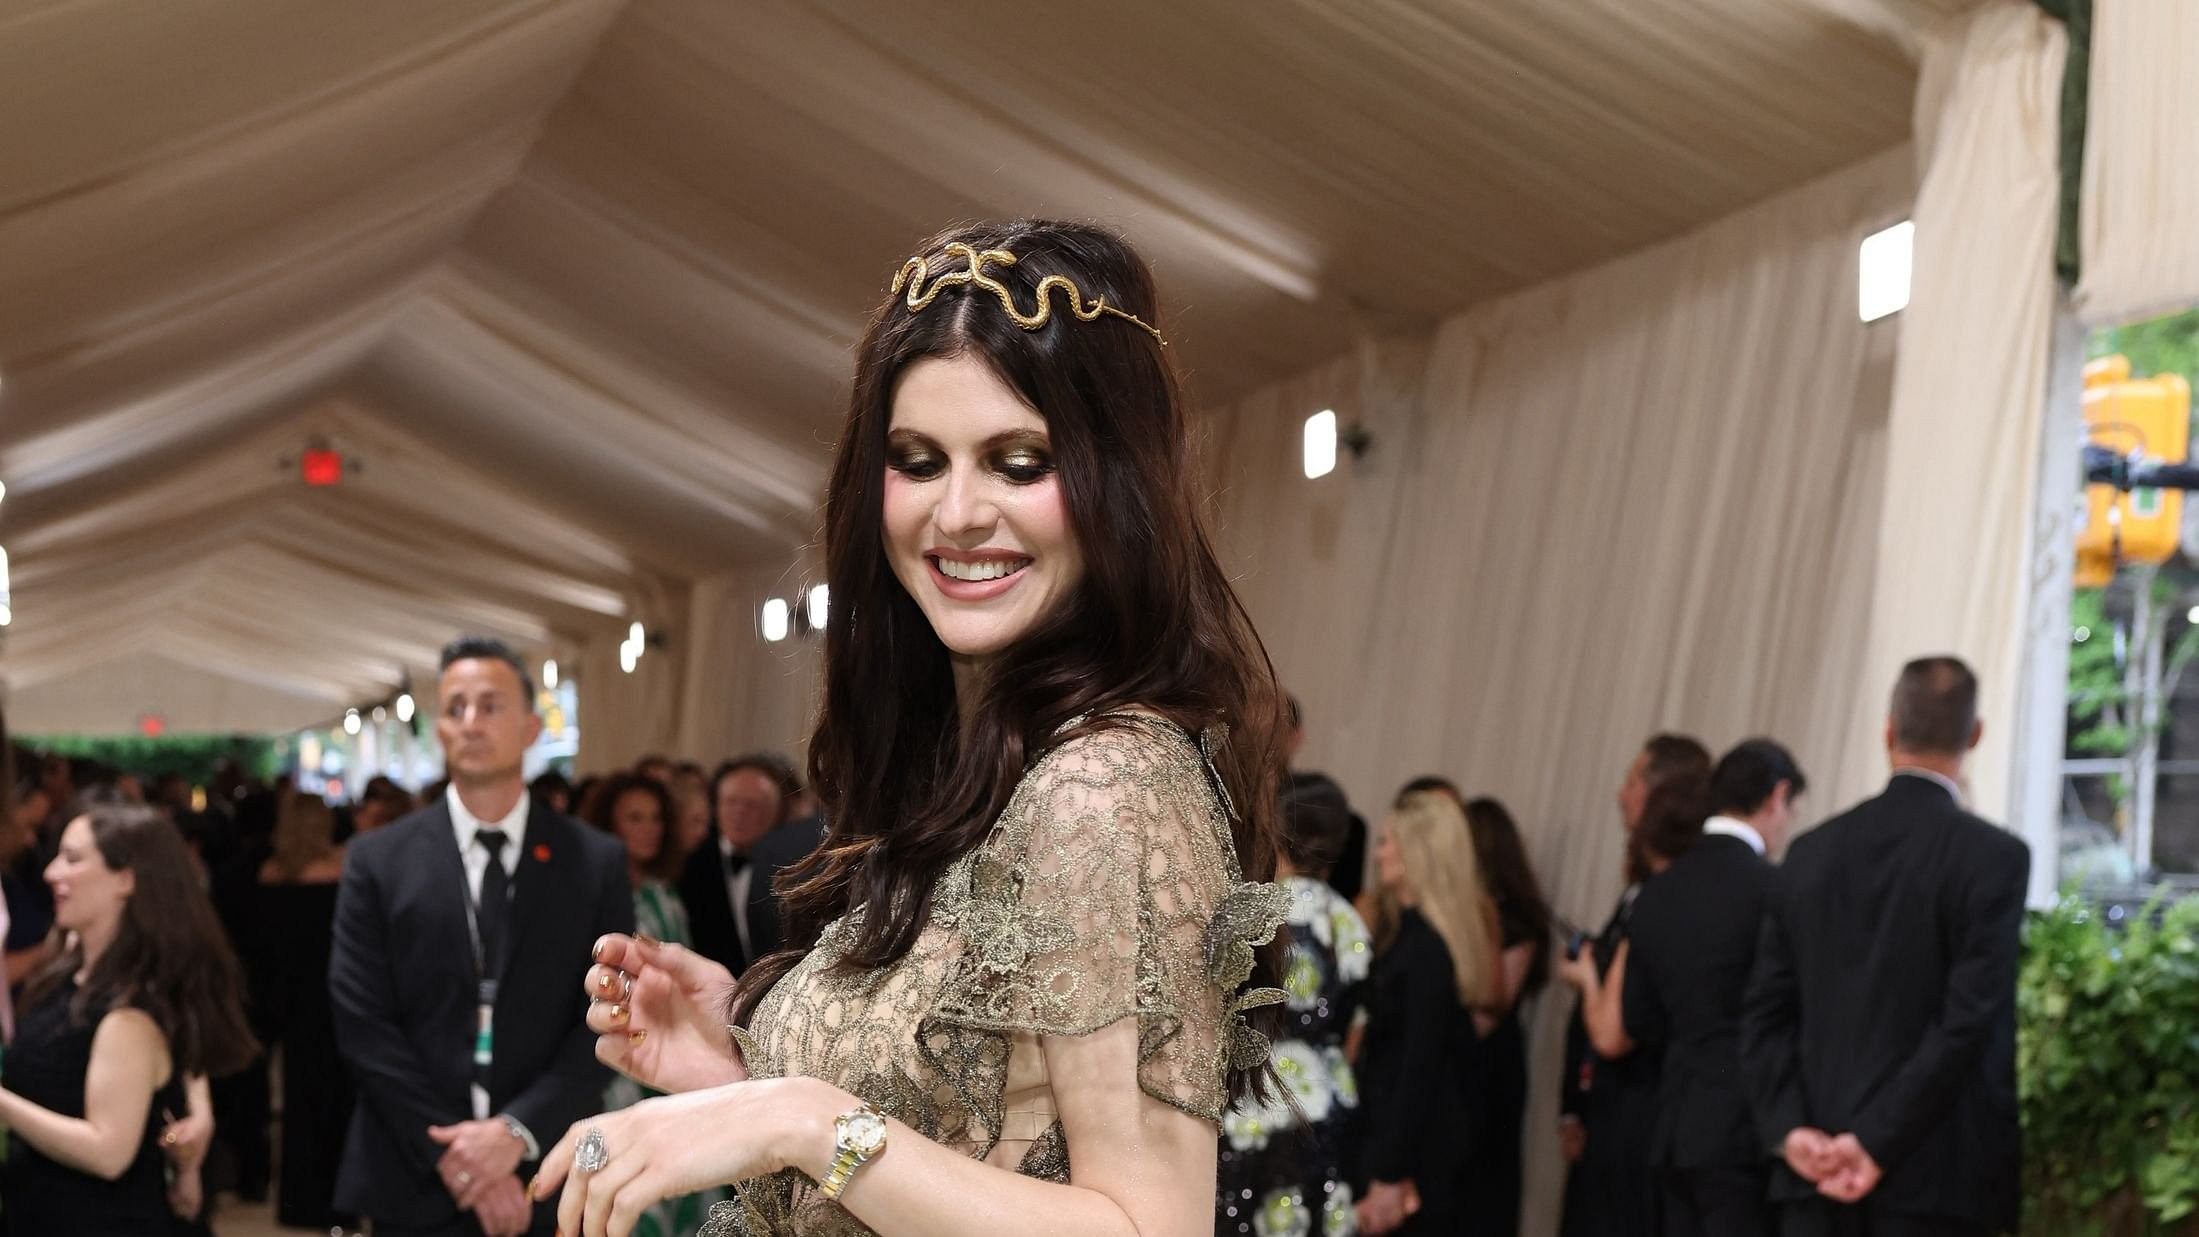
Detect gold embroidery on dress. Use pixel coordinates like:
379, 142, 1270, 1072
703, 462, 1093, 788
701, 715, 1285, 1236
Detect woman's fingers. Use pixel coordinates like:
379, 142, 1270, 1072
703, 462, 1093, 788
585, 963, 629, 1000
531, 1123, 580, 1203
586, 999, 632, 1034
582, 1153, 645, 1237
631, 934, 735, 991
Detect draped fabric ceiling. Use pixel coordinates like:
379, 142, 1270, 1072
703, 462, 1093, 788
0, 0, 1932, 734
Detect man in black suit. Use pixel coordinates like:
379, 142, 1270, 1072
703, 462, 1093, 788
1621, 738, 1806, 1236
330, 637, 632, 1236
679, 754, 801, 974
1559, 732, 1712, 1237
1743, 657, 2027, 1237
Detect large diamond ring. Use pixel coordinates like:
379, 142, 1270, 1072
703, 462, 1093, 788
574, 1125, 610, 1174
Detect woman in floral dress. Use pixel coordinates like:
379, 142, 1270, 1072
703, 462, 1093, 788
1219, 779, 1371, 1237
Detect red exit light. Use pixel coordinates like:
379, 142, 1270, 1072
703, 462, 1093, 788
301, 449, 344, 487
138, 714, 166, 738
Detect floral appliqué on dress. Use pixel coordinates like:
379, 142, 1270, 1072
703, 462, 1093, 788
705, 715, 1286, 1236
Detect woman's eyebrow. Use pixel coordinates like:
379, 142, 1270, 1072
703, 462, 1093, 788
886, 428, 1050, 450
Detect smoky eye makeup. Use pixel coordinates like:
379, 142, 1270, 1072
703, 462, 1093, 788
885, 431, 1053, 483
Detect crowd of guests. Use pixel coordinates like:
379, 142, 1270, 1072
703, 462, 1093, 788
0, 638, 830, 1236
1232, 657, 2026, 1237
0, 646, 2028, 1237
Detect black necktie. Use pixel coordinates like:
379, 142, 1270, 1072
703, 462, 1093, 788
476, 831, 512, 977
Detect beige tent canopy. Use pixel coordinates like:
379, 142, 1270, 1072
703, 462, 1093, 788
0, 0, 1933, 734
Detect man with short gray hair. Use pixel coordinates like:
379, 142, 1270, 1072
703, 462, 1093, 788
1742, 656, 2028, 1237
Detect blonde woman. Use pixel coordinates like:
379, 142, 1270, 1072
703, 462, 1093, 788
1355, 791, 1503, 1236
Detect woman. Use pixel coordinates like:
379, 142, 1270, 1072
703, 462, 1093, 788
668, 777, 714, 861
1557, 779, 1708, 1064
251, 794, 354, 1230
531, 220, 1290, 1237
1355, 791, 1502, 1236
1459, 796, 1550, 1237
0, 801, 256, 1235
587, 773, 720, 1235
1218, 779, 1371, 1237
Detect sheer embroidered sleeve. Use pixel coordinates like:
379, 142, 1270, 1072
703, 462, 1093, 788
929, 717, 1288, 1123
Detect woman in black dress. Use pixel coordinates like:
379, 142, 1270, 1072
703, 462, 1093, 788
253, 793, 355, 1229
0, 801, 256, 1236
1356, 791, 1502, 1236
1461, 796, 1551, 1237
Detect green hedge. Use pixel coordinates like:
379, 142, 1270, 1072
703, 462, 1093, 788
2022, 894, 2199, 1233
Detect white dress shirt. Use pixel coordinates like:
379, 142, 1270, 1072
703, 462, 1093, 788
448, 785, 528, 904
1701, 814, 1767, 857
1892, 767, 1965, 803
443, 787, 538, 1153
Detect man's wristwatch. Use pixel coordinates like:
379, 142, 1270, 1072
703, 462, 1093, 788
499, 1114, 540, 1162
816, 1103, 888, 1201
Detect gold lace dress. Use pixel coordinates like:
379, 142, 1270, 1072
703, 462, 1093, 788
704, 715, 1288, 1237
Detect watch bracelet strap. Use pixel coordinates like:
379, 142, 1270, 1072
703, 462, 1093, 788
818, 1146, 863, 1200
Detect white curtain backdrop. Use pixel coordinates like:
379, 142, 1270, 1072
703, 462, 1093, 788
2074, 0, 2199, 324
1203, 147, 1911, 1236
671, 563, 824, 770
574, 561, 822, 776
1843, 0, 2065, 826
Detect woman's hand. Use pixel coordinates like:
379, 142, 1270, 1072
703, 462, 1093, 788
167, 1162, 205, 1221
1355, 1178, 1420, 1235
585, 934, 746, 1094
1555, 942, 1601, 993
533, 1077, 832, 1237
158, 1103, 214, 1172
159, 1100, 213, 1221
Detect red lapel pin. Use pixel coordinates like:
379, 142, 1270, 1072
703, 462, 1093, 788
533, 843, 552, 863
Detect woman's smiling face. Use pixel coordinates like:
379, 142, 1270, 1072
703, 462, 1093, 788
882, 354, 1086, 666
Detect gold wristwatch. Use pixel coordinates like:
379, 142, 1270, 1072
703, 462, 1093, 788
817, 1102, 888, 1201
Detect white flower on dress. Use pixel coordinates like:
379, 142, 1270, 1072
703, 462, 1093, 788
1330, 903, 1372, 985
1254, 1187, 1313, 1237
1283, 943, 1324, 1010
1324, 1045, 1360, 1109
1290, 877, 1334, 947
1222, 1087, 1295, 1152
1272, 1039, 1334, 1123
1323, 1180, 1358, 1236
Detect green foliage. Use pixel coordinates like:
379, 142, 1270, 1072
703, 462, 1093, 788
2092, 309, 2199, 389
2021, 895, 2199, 1234
19, 733, 282, 784
2070, 589, 2129, 760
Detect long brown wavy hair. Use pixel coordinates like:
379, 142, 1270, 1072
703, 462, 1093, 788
23, 799, 258, 1079
733, 220, 1286, 1098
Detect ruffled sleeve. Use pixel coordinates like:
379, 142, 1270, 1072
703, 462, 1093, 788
928, 716, 1288, 1123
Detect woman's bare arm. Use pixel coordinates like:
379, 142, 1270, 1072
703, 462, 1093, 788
0, 1007, 169, 1180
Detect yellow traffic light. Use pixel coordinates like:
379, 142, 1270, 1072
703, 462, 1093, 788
2078, 355, 2190, 568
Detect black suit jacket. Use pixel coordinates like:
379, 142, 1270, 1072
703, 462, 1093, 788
679, 815, 824, 974
1742, 776, 2028, 1230
1622, 832, 1773, 1171
328, 800, 632, 1231
745, 813, 825, 961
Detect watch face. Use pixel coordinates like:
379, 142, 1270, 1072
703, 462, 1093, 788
840, 1110, 888, 1157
